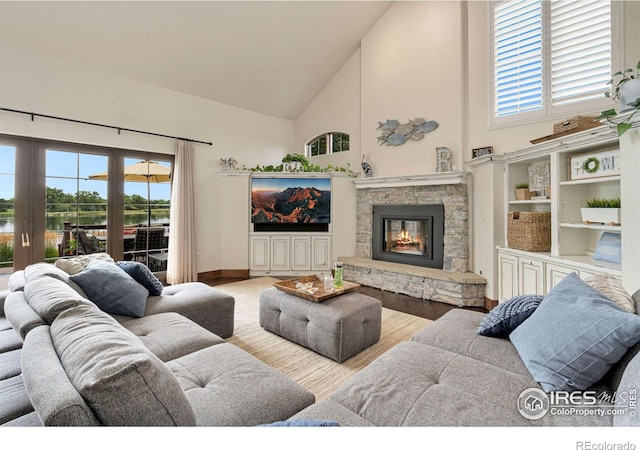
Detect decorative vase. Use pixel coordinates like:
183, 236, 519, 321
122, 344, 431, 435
619, 78, 640, 113
580, 208, 621, 225
515, 188, 534, 200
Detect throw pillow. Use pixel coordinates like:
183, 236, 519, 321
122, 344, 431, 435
593, 232, 621, 264
477, 294, 543, 338
584, 273, 635, 313
510, 273, 640, 393
116, 261, 163, 296
54, 253, 115, 275
69, 260, 148, 318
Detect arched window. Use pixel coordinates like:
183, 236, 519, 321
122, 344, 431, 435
306, 132, 349, 157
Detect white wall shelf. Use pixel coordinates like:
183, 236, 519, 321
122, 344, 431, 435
560, 223, 621, 232
560, 175, 620, 186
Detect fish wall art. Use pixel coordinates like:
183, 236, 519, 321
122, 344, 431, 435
377, 118, 439, 146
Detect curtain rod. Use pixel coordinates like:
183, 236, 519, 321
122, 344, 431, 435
0, 107, 213, 146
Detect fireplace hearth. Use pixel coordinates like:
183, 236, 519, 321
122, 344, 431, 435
372, 205, 444, 269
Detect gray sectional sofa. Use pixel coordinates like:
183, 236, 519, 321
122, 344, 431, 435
291, 287, 640, 427
0, 261, 314, 426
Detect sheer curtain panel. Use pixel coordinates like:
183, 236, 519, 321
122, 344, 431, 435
167, 140, 197, 284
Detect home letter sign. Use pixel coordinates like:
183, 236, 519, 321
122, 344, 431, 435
568, 149, 621, 181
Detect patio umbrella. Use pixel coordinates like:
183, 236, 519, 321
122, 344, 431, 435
88, 160, 171, 183
88, 159, 172, 228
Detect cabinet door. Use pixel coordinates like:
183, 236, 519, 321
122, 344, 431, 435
519, 257, 544, 295
270, 236, 290, 271
311, 236, 332, 271
498, 252, 519, 302
291, 236, 311, 271
250, 236, 270, 271
545, 263, 577, 293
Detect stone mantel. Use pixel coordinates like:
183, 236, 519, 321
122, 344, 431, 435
352, 171, 470, 189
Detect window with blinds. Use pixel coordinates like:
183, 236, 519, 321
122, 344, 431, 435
493, 0, 613, 122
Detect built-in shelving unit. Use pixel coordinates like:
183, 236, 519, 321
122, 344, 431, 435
497, 123, 623, 301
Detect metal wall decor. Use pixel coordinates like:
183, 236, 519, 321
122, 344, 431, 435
377, 118, 439, 146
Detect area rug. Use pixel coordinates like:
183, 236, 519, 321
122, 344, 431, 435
215, 277, 432, 401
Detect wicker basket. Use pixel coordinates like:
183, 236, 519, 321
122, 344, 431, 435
507, 212, 551, 252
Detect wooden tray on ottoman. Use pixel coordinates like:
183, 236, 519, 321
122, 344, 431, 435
273, 275, 360, 303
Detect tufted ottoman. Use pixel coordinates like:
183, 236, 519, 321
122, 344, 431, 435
259, 286, 382, 362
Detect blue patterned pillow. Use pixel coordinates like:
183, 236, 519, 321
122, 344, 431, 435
593, 232, 621, 264
116, 261, 163, 296
510, 273, 640, 393
70, 260, 148, 318
477, 295, 543, 338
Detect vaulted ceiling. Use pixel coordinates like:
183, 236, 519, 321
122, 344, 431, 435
0, 1, 393, 120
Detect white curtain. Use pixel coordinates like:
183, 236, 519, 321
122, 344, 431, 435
166, 140, 197, 284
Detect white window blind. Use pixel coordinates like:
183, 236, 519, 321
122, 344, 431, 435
493, 0, 612, 120
550, 1, 611, 107
494, 0, 543, 117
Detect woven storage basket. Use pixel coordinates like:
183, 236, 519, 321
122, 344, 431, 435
553, 116, 600, 133
507, 211, 551, 252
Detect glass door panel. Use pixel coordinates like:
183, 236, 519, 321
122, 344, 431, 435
0, 145, 16, 273
123, 157, 172, 272
46, 149, 109, 260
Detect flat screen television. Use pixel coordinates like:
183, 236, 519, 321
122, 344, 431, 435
251, 177, 331, 232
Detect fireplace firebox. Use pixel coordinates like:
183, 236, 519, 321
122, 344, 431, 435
372, 205, 444, 269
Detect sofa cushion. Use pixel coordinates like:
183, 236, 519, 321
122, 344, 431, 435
21, 325, 98, 426
510, 273, 640, 393
0, 375, 35, 425
70, 259, 148, 318
318, 341, 540, 426
168, 342, 314, 426
0, 349, 22, 381
51, 305, 196, 426
121, 312, 225, 362
477, 294, 543, 338
24, 263, 69, 284
116, 261, 163, 296
54, 253, 115, 276
4, 292, 47, 339
584, 272, 635, 313
411, 309, 531, 378
23, 276, 90, 324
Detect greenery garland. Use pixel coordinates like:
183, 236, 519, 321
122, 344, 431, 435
582, 157, 600, 174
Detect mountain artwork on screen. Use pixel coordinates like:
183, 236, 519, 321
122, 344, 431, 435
251, 177, 331, 224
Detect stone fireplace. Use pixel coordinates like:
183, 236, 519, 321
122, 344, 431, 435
340, 173, 486, 307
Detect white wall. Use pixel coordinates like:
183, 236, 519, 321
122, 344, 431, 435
0, 44, 294, 273
294, 49, 362, 173
360, 1, 465, 177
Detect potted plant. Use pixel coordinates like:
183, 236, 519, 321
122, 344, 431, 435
515, 183, 534, 201
580, 197, 621, 225
281, 153, 308, 172
598, 59, 640, 136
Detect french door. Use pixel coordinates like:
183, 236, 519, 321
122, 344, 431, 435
0, 134, 172, 273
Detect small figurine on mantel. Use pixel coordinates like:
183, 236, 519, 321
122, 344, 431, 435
220, 157, 238, 171
436, 147, 452, 172
361, 154, 373, 177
